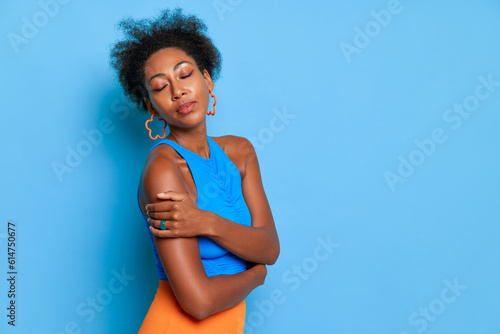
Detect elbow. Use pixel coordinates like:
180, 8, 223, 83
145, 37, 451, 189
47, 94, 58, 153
178, 292, 214, 320
188, 308, 211, 321
267, 255, 278, 266
265, 242, 280, 265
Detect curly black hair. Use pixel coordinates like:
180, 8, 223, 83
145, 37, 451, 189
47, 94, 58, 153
109, 8, 222, 113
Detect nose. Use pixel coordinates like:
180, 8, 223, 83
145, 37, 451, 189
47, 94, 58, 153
170, 81, 186, 100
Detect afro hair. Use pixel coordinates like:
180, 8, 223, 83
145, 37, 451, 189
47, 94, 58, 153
109, 8, 222, 113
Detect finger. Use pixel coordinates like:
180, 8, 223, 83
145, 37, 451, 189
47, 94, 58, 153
147, 210, 175, 220
156, 191, 186, 201
148, 217, 173, 229
147, 217, 158, 229
149, 226, 177, 238
145, 201, 176, 214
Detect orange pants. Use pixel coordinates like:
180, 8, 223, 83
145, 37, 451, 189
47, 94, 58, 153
138, 280, 246, 334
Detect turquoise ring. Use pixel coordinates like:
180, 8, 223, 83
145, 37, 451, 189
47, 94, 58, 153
160, 220, 167, 230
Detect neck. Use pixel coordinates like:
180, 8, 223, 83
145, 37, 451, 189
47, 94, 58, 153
166, 123, 210, 159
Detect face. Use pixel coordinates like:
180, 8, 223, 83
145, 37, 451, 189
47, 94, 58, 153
143, 47, 213, 129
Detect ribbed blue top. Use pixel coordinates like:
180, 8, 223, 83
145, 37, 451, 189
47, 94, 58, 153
137, 136, 252, 281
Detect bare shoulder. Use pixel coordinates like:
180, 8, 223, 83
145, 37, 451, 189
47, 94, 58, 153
138, 144, 186, 215
143, 145, 181, 177
211, 135, 255, 158
211, 135, 257, 178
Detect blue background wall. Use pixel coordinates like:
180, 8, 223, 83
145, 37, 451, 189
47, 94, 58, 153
1, 0, 499, 333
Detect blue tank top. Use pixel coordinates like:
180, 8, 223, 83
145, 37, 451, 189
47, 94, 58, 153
137, 136, 252, 281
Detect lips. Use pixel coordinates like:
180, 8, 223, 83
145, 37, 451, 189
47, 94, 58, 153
177, 102, 195, 114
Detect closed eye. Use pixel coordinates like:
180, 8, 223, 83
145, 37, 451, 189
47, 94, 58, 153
153, 85, 167, 92
180, 70, 194, 79
152, 70, 193, 92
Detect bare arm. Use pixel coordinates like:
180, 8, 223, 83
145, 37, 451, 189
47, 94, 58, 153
140, 149, 266, 320
153, 236, 265, 319
148, 137, 280, 265
204, 137, 279, 264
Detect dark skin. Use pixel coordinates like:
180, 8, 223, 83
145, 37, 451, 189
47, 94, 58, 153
137, 47, 280, 320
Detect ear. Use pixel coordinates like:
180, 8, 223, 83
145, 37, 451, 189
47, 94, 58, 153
143, 97, 158, 116
203, 69, 214, 92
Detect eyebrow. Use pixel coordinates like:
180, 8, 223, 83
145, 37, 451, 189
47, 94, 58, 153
148, 61, 194, 84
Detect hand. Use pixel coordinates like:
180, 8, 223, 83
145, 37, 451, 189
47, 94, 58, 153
145, 191, 208, 238
252, 263, 267, 286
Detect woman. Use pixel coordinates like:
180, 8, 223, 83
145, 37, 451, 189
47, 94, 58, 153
109, 8, 280, 333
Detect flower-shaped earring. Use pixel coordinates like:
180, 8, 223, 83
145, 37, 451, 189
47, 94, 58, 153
145, 114, 167, 140
207, 89, 217, 115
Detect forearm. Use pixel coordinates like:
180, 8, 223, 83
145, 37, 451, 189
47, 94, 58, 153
204, 211, 280, 265
155, 236, 266, 320
179, 264, 265, 320
202, 265, 265, 318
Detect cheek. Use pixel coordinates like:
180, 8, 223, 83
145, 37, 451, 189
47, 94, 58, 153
195, 81, 209, 100
198, 90, 210, 109
149, 97, 172, 115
